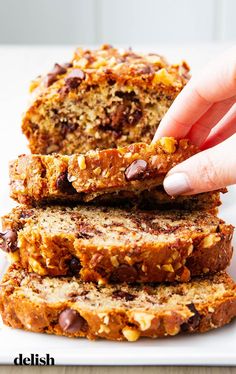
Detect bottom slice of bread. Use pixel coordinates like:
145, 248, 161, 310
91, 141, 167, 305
0, 264, 236, 341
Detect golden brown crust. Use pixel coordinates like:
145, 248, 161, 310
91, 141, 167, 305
1, 205, 233, 283
68, 138, 197, 195
9, 137, 205, 207
0, 265, 236, 341
71, 45, 189, 89
22, 45, 190, 155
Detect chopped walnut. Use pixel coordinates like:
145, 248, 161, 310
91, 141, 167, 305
162, 264, 174, 272
200, 234, 221, 248
122, 327, 140, 342
77, 155, 86, 170
110, 255, 119, 268
153, 68, 175, 85
29, 257, 47, 275
94, 167, 102, 176
98, 324, 110, 334
133, 312, 154, 331
159, 137, 177, 154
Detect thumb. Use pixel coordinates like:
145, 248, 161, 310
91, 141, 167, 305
163, 134, 236, 196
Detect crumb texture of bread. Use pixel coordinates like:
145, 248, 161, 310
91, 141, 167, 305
0, 264, 236, 341
9, 137, 221, 210
22, 45, 190, 155
1, 205, 233, 282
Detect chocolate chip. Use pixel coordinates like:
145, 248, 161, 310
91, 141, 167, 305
44, 74, 58, 87
65, 69, 85, 89
181, 303, 201, 332
59, 121, 78, 137
124, 159, 148, 181
59, 308, 87, 333
110, 264, 138, 283
62, 62, 73, 69
56, 171, 77, 194
44, 63, 68, 87
115, 91, 136, 99
51, 63, 67, 76
108, 78, 116, 85
112, 290, 136, 301
69, 257, 82, 275
0, 230, 18, 253
111, 103, 130, 128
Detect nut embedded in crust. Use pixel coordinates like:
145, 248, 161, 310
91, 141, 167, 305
133, 312, 154, 331
77, 155, 87, 170
159, 137, 177, 154
122, 327, 141, 341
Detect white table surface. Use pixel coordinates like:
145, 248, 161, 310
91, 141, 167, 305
0, 44, 235, 371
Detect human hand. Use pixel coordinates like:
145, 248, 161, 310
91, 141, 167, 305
153, 47, 236, 196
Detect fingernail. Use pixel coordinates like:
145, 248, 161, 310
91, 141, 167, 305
164, 173, 192, 196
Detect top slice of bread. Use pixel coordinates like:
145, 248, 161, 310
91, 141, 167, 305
22, 45, 190, 155
10, 137, 219, 209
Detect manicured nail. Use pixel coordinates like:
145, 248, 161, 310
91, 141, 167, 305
164, 173, 192, 196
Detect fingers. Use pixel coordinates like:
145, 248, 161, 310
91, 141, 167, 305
187, 96, 236, 146
201, 103, 236, 149
163, 133, 236, 196
152, 82, 211, 141
153, 46, 236, 142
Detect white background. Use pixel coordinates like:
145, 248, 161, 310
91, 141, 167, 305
0, 0, 235, 44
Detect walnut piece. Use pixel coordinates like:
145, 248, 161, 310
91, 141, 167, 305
133, 312, 154, 331
200, 234, 221, 248
77, 155, 86, 170
159, 137, 177, 154
122, 327, 140, 342
162, 264, 174, 272
29, 257, 47, 275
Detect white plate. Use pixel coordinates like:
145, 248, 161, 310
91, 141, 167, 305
0, 45, 235, 366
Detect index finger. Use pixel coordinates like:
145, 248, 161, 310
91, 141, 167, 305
153, 46, 236, 142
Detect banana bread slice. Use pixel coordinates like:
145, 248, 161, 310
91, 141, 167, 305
1, 205, 233, 282
22, 45, 190, 155
10, 137, 221, 209
1, 264, 236, 341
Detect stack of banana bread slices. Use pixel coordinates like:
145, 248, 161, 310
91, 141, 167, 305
0, 45, 236, 342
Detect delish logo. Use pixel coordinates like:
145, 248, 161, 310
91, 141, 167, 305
14, 353, 55, 366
